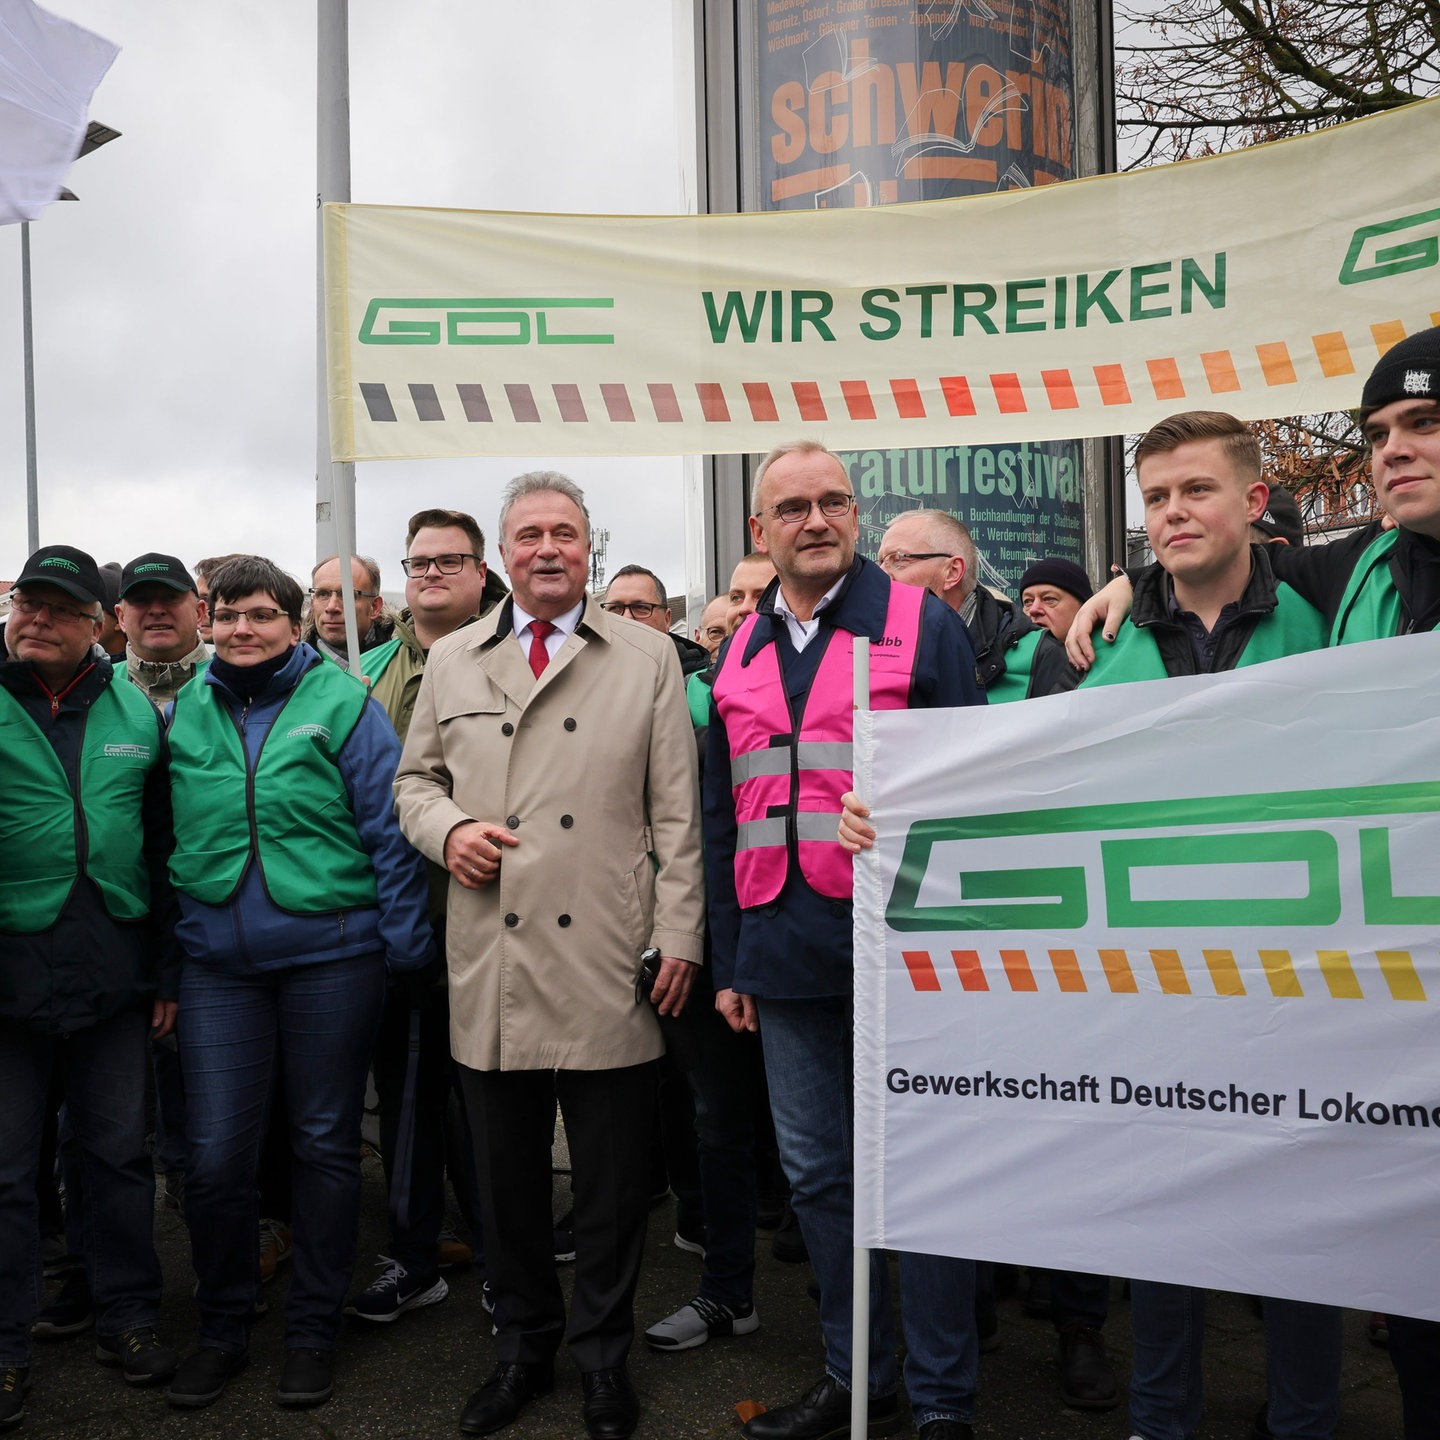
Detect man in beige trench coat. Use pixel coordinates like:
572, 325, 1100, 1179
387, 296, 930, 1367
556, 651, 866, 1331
394, 471, 704, 1440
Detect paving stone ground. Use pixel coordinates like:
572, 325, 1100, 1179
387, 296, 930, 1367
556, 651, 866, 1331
18, 1146, 1404, 1439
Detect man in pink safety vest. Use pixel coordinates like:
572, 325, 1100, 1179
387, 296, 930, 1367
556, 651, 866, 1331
704, 441, 987, 1440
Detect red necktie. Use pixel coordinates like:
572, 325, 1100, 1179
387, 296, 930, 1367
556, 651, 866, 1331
527, 620, 556, 678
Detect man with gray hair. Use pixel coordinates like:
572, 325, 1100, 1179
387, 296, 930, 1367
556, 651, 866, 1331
876, 509, 1075, 701
395, 471, 704, 1440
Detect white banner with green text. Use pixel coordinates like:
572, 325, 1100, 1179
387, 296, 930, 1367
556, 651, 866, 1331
324, 101, 1439, 462
853, 634, 1440, 1319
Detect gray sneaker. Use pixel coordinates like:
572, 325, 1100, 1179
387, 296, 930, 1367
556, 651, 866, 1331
644, 1295, 758, 1351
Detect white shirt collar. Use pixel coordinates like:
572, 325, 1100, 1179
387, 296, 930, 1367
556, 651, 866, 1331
511, 597, 583, 660
772, 575, 845, 653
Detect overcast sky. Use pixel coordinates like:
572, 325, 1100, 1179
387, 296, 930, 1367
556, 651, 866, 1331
0, 1, 694, 603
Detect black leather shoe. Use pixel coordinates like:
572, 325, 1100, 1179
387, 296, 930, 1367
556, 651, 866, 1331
917, 1423, 973, 1440
276, 1347, 333, 1407
742, 1375, 901, 1440
166, 1347, 248, 1409
1056, 1323, 1118, 1411
581, 1367, 640, 1440
459, 1361, 555, 1436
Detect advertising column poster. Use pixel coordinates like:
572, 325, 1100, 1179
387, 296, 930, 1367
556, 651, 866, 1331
746, 0, 1088, 588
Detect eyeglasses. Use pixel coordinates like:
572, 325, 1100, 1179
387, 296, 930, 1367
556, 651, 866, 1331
309, 588, 378, 603
760, 493, 855, 525
702, 625, 728, 642
879, 552, 956, 571
401, 553, 480, 577
600, 601, 663, 618
211, 607, 288, 627
9, 593, 101, 625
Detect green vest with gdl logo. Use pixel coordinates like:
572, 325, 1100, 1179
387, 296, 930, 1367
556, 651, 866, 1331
167, 661, 378, 912
0, 680, 159, 933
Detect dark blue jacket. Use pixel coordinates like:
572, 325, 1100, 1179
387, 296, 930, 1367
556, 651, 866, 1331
170, 643, 434, 976
703, 556, 985, 999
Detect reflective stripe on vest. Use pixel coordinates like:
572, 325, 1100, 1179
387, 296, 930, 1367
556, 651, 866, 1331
168, 660, 378, 912
0, 679, 160, 933
1329, 529, 1420, 646
1081, 581, 1326, 687
712, 581, 925, 906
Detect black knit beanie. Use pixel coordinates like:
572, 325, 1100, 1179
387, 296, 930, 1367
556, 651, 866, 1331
1360, 326, 1440, 418
1017, 557, 1093, 602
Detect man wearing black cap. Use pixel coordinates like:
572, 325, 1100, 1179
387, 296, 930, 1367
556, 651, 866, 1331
1018, 557, 1094, 642
0, 547, 181, 1426
1268, 328, 1440, 1438
116, 553, 210, 705
1251, 483, 1306, 548
1064, 354, 1440, 1438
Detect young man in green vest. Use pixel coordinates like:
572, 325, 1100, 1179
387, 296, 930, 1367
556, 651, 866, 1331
1079, 410, 1326, 688
844, 412, 1335, 1439
0, 546, 181, 1427
1081, 411, 1340, 1440
1068, 329, 1440, 661
1066, 333, 1440, 1438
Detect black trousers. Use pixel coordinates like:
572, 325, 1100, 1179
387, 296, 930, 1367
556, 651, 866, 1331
373, 983, 455, 1273
1388, 1313, 1440, 1440
458, 1061, 655, 1371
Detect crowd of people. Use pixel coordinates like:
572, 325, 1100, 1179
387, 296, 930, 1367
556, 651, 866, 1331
1, 327, 1437, 1440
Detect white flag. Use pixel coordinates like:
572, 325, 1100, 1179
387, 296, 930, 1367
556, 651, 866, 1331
0, 0, 118, 225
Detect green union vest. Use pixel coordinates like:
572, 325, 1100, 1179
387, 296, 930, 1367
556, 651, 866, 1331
985, 627, 1044, 704
1328, 529, 1431, 646
1082, 582, 1326, 687
0, 678, 160, 934
167, 660, 379, 912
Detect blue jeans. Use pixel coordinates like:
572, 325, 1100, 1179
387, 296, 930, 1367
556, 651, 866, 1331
180, 954, 385, 1352
1130, 1282, 1342, 1439
0, 1011, 163, 1365
757, 996, 978, 1427
1051, 1269, 1110, 1330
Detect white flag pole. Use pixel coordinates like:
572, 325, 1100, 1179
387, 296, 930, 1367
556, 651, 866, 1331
851, 634, 871, 1438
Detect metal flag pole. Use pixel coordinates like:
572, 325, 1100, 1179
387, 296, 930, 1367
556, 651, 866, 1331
21, 221, 38, 554
851, 634, 871, 1440
317, 0, 362, 676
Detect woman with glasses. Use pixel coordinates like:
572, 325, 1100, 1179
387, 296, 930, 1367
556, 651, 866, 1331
162, 556, 433, 1413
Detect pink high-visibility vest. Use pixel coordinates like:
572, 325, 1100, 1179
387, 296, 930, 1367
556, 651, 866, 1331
712, 582, 924, 906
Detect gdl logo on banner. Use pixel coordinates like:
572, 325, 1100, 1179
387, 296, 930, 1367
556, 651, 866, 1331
885, 781, 1440, 934
358, 296, 614, 346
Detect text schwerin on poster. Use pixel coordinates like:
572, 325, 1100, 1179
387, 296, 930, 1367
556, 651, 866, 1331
852, 633, 1440, 1321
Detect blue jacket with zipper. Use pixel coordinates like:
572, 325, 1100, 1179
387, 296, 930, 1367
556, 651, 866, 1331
170, 642, 434, 975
